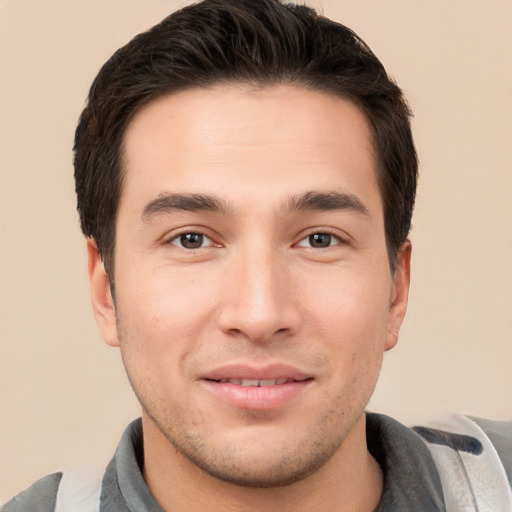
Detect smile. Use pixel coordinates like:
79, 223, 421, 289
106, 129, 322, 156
201, 365, 314, 410
208, 378, 299, 386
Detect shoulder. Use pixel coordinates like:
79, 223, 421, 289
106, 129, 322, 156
3, 472, 62, 512
412, 415, 512, 476
367, 412, 512, 511
2, 420, 143, 512
470, 416, 512, 486
411, 414, 512, 510
3, 467, 105, 512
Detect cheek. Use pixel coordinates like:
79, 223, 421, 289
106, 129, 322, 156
117, 261, 216, 329
300, 264, 391, 339
113, 263, 222, 379
298, 265, 391, 398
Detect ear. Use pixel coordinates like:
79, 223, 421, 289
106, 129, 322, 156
86, 239, 120, 347
384, 241, 412, 351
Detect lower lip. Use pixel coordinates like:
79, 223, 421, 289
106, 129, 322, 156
200, 380, 312, 410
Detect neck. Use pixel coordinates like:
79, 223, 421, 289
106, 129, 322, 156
142, 414, 383, 512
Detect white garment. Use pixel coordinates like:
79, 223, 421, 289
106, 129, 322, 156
54, 469, 102, 512
417, 415, 512, 512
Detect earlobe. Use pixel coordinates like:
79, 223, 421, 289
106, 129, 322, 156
86, 239, 120, 347
385, 241, 412, 351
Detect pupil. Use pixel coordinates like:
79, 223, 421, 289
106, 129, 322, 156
310, 233, 331, 248
181, 233, 203, 248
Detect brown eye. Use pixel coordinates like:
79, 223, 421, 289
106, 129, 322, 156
171, 232, 212, 249
309, 233, 331, 248
297, 232, 341, 248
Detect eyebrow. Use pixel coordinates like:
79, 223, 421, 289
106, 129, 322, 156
141, 193, 230, 221
141, 190, 369, 222
284, 191, 370, 217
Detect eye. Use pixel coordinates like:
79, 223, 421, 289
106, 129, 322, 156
297, 232, 342, 248
169, 232, 215, 249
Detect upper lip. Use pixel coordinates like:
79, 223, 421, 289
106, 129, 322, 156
201, 363, 313, 382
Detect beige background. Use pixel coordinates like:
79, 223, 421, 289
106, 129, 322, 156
1, 0, 511, 500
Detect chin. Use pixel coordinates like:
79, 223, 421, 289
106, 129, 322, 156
155, 416, 347, 488
178, 442, 337, 488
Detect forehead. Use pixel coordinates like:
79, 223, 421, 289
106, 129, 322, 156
120, 84, 380, 213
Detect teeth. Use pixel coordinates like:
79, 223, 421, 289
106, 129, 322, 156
217, 378, 292, 386
242, 379, 260, 387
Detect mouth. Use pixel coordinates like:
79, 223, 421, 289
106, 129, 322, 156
205, 377, 309, 386
200, 365, 314, 410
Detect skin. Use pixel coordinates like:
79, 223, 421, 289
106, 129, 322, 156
88, 84, 411, 512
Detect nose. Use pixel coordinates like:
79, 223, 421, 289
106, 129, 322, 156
216, 245, 302, 343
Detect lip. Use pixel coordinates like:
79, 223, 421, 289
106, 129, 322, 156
200, 363, 314, 410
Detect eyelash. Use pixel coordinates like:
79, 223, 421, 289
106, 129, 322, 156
167, 230, 344, 250
168, 232, 217, 250
296, 231, 343, 249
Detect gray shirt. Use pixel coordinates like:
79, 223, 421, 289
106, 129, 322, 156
5, 413, 511, 511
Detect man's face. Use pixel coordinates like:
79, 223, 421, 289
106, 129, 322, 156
89, 85, 410, 487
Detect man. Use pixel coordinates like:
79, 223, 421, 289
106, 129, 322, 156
4, 0, 511, 511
